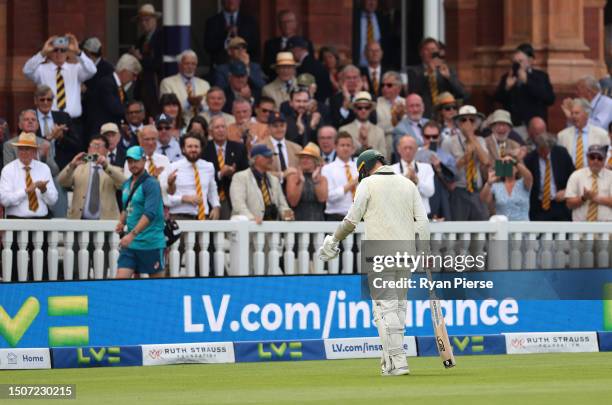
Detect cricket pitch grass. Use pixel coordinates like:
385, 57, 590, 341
1, 353, 611, 404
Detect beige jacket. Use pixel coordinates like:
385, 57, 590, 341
230, 168, 291, 220
262, 77, 291, 108
159, 74, 211, 122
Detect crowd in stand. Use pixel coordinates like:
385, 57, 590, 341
1, 0, 612, 234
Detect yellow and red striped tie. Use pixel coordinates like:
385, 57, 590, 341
148, 158, 157, 176
217, 148, 226, 201
56, 66, 66, 111
193, 162, 206, 220
260, 177, 271, 206
466, 155, 476, 193
587, 173, 598, 222
542, 156, 552, 210
24, 166, 39, 212
118, 85, 125, 104
345, 163, 355, 198
366, 13, 374, 44
575, 134, 584, 169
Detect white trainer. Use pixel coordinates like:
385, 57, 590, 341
381, 367, 410, 376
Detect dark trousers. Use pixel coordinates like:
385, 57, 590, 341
6, 215, 49, 281
530, 200, 572, 221
450, 188, 489, 221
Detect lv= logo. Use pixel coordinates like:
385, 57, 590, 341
0, 296, 89, 347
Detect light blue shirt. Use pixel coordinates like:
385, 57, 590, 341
359, 11, 381, 67
589, 93, 612, 131
491, 179, 530, 221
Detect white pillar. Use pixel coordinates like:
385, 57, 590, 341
424, 0, 444, 41
162, 0, 191, 76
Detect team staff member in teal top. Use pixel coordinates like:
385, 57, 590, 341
116, 146, 166, 278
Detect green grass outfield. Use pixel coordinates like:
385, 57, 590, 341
1, 353, 612, 405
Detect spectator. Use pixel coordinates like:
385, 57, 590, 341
214, 36, 266, 92
407, 37, 467, 119
262, 52, 297, 109
264, 111, 302, 180
159, 93, 185, 135
129, 4, 163, 118
116, 54, 142, 106
526, 116, 547, 153
524, 133, 574, 221
319, 46, 341, 94
441, 105, 490, 220
561, 75, 612, 131
121, 101, 146, 149
318, 126, 338, 164
352, 0, 391, 68
23, 33, 96, 138
263, 10, 314, 79
415, 121, 456, 221
339, 91, 386, 156
222, 60, 260, 113
230, 144, 293, 223
566, 144, 612, 221
0, 132, 58, 281
116, 145, 166, 278
286, 142, 328, 220
58, 135, 125, 220
163, 132, 221, 221
484, 109, 523, 161
228, 98, 268, 147
557, 98, 609, 169
202, 115, 249, 219
392, 93, 429, 154
481, 156, 533, 221
280, 74, 331, 124
391, 135, 435, 215
494, 43, 555, 132
187, 117, 209, 144
159, 49, 210, 124
124, 125, 169, 179
204, 0, 260, 68
608, 122, 612, 169
102, 123, 127, 168
375, 71, 404, 161
82, 36, 114, 82
284, 88, 322, 146
156, 114, 182, 163
288, 36, 333, 102
250, 97, 275, 144
321, 132, 358, 220
201, 87, 236, 126
330, 64, 368, 128
360, 41, 387, 98
434, 92, 460, 142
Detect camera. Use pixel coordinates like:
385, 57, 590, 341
82, 153, 99, 162
52, 37, 69, 48
511, 61, 520, 76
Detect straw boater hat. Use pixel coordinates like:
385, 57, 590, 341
452, 105, 485, 123
133, 4, 162, 21
349, 91, 377, 110
297, 142, 322, 163
11, 132, 38, 148
272, 52, 297, 68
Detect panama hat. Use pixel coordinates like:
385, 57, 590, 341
349, 91, 377, 110
297, 142, 322, 163
11, 132, 38, 148
133, 4, 162, 21
272, 52, 297, 68
452, 105, 485, 123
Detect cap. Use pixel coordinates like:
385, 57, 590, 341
100, 122, 119, 134
250, 144, 274, 158
297, 73, 316, 87
587, 144, 608, 158
228, 36, 247, 49
229, 60, 248, 76
82, 37, 102, 54
286, 36, 309, 50
126, 145, 145, 160
156, 113, 173, 126
267, 111, 287, 124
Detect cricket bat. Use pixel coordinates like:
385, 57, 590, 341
425, 267, 456, 368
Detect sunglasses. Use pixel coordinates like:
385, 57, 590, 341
587, 154, 604, 161
260, 108, 274, 114
458, 117, 476, 123
381, 83, 396, 88
38, 97, 53, 102
53, 48, 67, 53
442, 105, 457, 111
157, 126, 172, 131
423, 134, 440, 139
355, 106, 371, 111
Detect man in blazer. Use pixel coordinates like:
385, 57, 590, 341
524, 133, 574, 221
352, 0, 392, 68
264, 111, 302, 179
204, 0, 260, 68
557, 98, 610, 169
287, 36, 332, 103
359, 41, 388, 99
262, 52, 297, 109
159, 49, 211, 123
484, 109, 523, 161
339, 91, 386, 156
202, 115, 249, 219
83, 63, 125, 142
230, 144, 293, 222
58, 135, 125, 220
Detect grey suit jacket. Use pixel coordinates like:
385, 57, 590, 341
229, 168, 291, 220
3, 136, 59, 176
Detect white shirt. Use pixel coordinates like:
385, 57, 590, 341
23, 52, 96, 118
321, 157, 358, 215
156, 138, 183, 163
0, 159, 58, 218
589, 93, 612, 131
391, 160, 435, 214
82, 164, 102, 219
161, 158, 220, 216
123, 152, 170, 179
565, 167, 612, 221
36, 110, 55, 138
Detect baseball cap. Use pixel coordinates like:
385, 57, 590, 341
229, 60, 248, 76
82, 37, 102, 54
587, 144, 608, 158
156, 113, 173, 127
126, 146, 145, 161
100, 122, 119, 134
297, 73, 316, 87
250, 144, 274, 158
267, 111, 287, 125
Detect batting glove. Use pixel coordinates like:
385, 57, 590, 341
318, 235, 340, 262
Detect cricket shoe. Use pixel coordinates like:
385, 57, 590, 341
381, 367, 410, 376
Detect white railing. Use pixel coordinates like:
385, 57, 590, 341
0, 219, 610, 282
